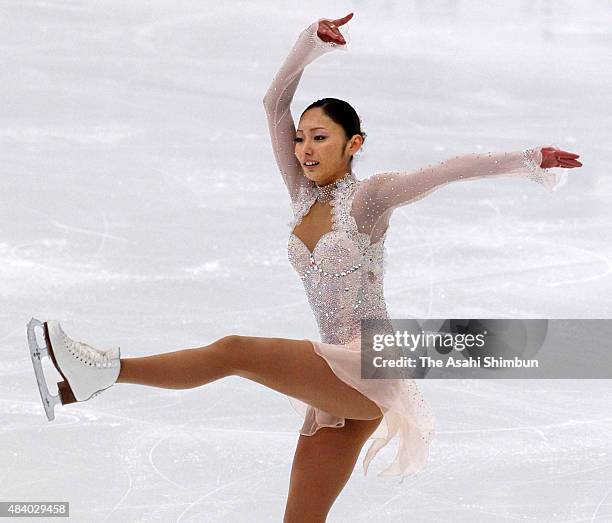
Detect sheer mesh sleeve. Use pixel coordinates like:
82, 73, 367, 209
263, 19, 349, 202
351, 145, 569, 241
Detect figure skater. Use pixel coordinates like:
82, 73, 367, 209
27, 12, 582, 522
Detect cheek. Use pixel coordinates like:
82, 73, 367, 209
327, 141, 345, 158
320, 140, 339, 153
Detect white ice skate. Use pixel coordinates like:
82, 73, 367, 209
26, 317, 121, 421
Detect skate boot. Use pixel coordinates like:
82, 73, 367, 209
26, 317, 121, 421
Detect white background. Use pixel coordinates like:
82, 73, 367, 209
2, 0, 611, 521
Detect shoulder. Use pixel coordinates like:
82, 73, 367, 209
291, 181, 316, 216
351, 172, 382, 199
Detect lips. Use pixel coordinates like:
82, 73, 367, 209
304, 161, 319, 168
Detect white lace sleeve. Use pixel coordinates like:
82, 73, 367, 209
351, 145, 569, 238
263, 19, 349, 202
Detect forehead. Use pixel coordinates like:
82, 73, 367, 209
297, 108, 338, 132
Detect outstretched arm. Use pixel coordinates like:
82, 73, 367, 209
262, 14, 351, 202
352, 146, 582, 235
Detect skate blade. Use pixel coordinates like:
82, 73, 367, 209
27, 318, 77, 422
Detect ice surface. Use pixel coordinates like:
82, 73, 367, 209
2, 0, 611, 521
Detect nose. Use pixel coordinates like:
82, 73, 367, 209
303, 141, 314, 156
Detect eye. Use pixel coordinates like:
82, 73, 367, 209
293, 135, 326, 143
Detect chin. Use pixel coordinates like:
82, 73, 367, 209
303, 170, 324, 183
302, 164, 350, 185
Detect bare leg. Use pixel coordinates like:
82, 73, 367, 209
284, 417, 384, 523
117, 343, 231, 389
116, 335, 383, 421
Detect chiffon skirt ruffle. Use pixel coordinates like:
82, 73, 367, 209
288, 337, 436, 477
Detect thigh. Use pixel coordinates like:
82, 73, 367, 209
223, 335, 383, 421
284, 416, 384, 523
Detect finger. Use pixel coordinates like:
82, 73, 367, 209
323, 23, 340, 36
316, 27, 330, 41
328, 28, 345, 44
557, 156, 582, 165
326, 26, 345, 43
319, 32, 335, 44
323, 27, 338, 41
555, 150, 580, 159
558, 159, 582, 167
334, 12, 354, 26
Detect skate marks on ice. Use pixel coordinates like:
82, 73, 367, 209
1, 394, 292, 520
12, 0, 94, 14
383, 202, 612, 316
386, 229, 612, 293
16, 202, 135, 257
131, 13, 213, 67
348, 379, 612, 520
591, 484, 612, 523
2, 204, 137, 296
130, 5, 265, 70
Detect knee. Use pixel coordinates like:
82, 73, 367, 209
214, 334, 243, 348
212, 335, 249, 372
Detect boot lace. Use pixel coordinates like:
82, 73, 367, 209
71, 340, 112, 367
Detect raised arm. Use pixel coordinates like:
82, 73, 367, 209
262, 16, 351, 202
352, 146, 582, 238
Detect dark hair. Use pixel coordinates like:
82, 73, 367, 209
300, 98, 366, 163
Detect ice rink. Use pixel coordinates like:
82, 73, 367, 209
2, 0, 611, 521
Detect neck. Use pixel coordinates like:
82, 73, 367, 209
314, 171, 354, 203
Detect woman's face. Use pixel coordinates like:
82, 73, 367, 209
294, 107, 362, 186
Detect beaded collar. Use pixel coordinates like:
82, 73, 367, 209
314, 171, 356, 203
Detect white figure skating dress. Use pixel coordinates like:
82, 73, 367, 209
263, 19, 568, 477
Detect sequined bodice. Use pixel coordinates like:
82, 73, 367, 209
287, 174, 389, 345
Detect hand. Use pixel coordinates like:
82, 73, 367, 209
317, 12, 353, 45
540, 147, 582, 169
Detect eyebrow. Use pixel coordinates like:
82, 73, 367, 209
296, 126, 328, 133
